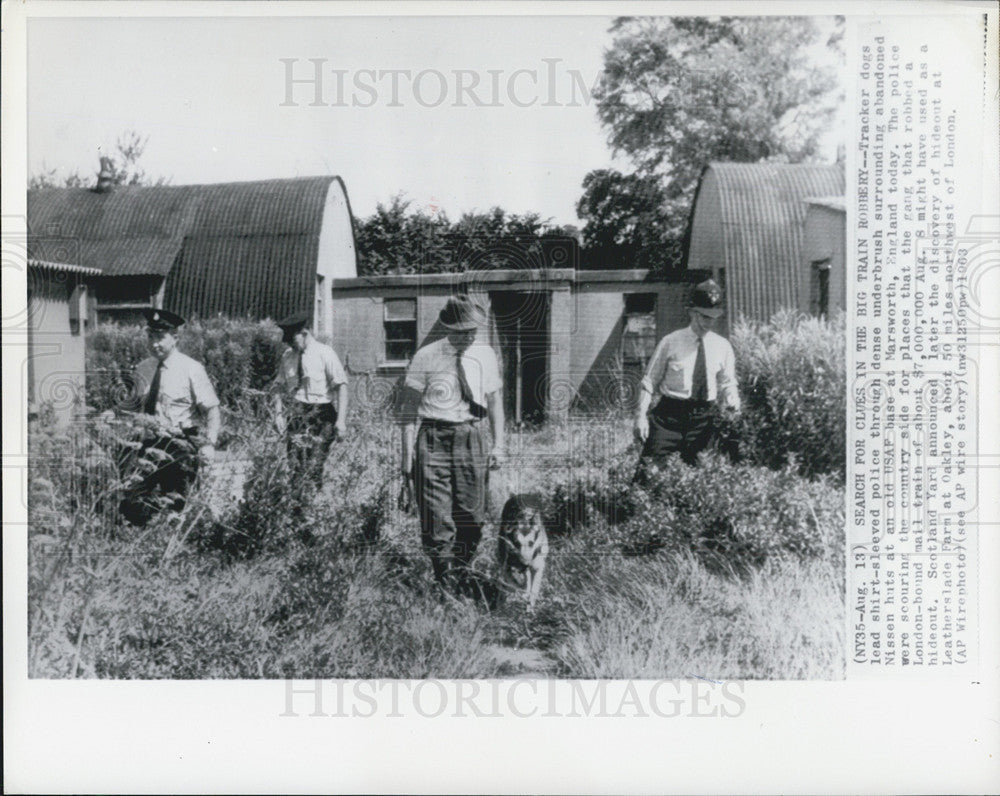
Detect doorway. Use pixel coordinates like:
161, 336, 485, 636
490, 290, 550, 424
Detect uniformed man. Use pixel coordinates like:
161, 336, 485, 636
634, 279, 741, 472
399, 295, 505, 591
273, 312, 349, 489
119, 308, 221, 525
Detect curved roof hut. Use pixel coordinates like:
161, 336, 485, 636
685, 162, 845, 322
27, 176, 357, 332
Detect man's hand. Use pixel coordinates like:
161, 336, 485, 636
720, 405, 741, 424
489, 441, 505, 470
634, 414, 649, 444
335, 419, 348, 439
199, 444, 216, 466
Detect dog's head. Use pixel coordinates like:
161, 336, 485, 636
499, 494, 547, 564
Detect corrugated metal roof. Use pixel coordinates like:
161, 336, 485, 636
28, 258, 102, 275
165, 235, 319, 321
27, 185, 200, 275
27, 178, 343, 321
805, 196, 847, 212
687, 162, 844, 321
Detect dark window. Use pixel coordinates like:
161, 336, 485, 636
624, 292, 656, 314
811, 259, 831, 318
620, 293, 658, 410
384, 298, 417, 362
622, 293, 658, 367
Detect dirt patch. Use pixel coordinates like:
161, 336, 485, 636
488, 644, 555, 678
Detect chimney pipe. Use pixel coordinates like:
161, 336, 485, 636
94, 156, 115, 193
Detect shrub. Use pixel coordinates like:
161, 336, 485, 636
200, 404, 396, 560
85, 316, 285, 413
618, 453, 844, 570
728, 309, 846, 481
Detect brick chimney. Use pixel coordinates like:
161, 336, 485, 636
94, 156, 116, 193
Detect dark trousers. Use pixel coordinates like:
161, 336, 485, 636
638, 396, 716, 471
119, 429, 200, 526
414, 419, 490, 584
286, 402, 338, 489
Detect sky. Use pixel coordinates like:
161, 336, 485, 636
26, 14, 844, 227
27, 15, 626, 226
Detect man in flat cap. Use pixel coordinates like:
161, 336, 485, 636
119, 308, 221, 525
273, 312, 349, 490
398, 294, 504, 593
634, 279, 741, 474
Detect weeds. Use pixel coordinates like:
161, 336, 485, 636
28, 314, 847, 679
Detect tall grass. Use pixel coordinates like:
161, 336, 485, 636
728, 309, 846, 480
28, 313, 846, 679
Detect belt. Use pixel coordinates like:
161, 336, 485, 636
420, 417, 483, 428
652, 396, 712, 413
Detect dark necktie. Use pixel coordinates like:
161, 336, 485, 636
144, 360, 163, 415
297, 353, 305, 391
456, 353, 487, 418
691, 337, 708, 402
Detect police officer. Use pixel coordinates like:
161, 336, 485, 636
634, 279, 741, 472
399, 295, 505, 591
273, 312, 349, 489
120, 308, 221, 525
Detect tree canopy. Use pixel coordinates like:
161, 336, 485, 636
578, 16, 842, 270
354, 194, 580, 276
575, 168, 678, 270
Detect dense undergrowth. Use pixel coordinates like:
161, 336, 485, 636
27, 311, 845, 679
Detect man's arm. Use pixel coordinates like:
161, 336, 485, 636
398, 384, 422, 476
335, 383, 349, 434
327, 351, 349, 435
204, 405, 221, 446
191, 364, 221, 458
271, 352, 290, 432
635, 387, 652, 443
718, 342, 741, 413
635, 336, 668, 442
487, 389, 505, 465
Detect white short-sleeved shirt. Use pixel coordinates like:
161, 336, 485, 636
278, 337, 348, 405
404, 337, 502, 422
135, 349, 219, 432
641, 326, 741, 410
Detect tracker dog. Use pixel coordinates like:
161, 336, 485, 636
497, 493, 549, 611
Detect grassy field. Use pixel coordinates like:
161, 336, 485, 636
27, 401, 845, 680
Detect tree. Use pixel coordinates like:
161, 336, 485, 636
575, 168, 680, 269
583, 16, 841, 261
352, 194, 452, 275
354, 197, 576, 276
29, 130, 167, 189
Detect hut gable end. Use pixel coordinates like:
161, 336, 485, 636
685, 162, 844, 322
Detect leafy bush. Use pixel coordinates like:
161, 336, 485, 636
727, 309, 846, 481
197, 400, 396, 560
86, 316, 285, 413
617, 453, 844, 570
29, 367, 845, 680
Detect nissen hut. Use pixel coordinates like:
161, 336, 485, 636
686, 162, 845, 322
27, 174, 357, 334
